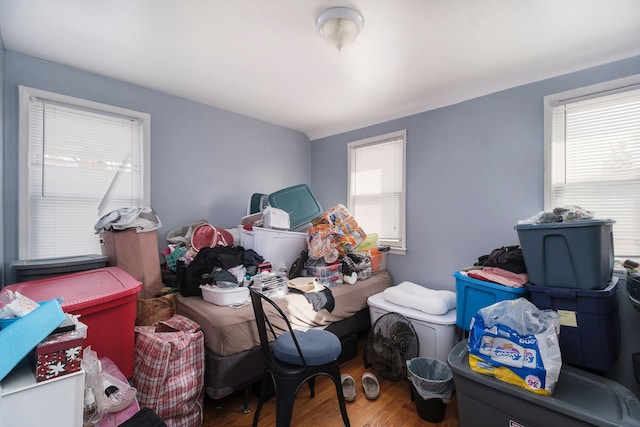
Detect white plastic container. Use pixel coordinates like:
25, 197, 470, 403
200, 285, 249, 306
239, 226, 307, 268
367, 292, 458, 363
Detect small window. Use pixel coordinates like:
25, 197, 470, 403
19, 86, 151, 259
348, 130, 406, 253
544, 75, 640, 258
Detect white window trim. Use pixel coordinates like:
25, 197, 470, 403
348, 130, 407, 255
18, 85, 151, 259
543, 74, 640, 209
543, 74, 640, 260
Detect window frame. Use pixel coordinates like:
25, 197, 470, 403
18, 85, 151, 260
347, 129, 407, 254
543, 74, 640, 259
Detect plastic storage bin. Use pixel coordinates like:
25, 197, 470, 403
305, 263, 343, 286
515, 219, 614, 289
267, 184, 323, 231
453, 271, 528, 331
448, 340, 640, 427
239, 226, 307, 269
526, 278, 620, 372
367, 292, 457, 363
2, 267, 141, 378
10, 254, 109, 282
200, 285, 249, 306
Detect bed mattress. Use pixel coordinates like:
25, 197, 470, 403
176, 271, 392, 357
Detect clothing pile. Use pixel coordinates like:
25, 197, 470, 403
463, 245, 528, 288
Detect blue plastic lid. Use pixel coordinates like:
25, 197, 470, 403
268, 184, 322, 230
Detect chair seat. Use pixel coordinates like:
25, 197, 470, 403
274, 329, 341, 366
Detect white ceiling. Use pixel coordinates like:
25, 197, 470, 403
1, 1, 640, 140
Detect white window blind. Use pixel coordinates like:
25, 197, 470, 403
19, 86, 150, 260
348, 130, 406, 253
546, 79, 640, 257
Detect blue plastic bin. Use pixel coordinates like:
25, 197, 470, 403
515, 219, 614, 289
453, 271, 528, 331
526, 277, 620, 372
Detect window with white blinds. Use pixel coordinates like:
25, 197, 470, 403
348, 130, 406, 253
19, 86, 150, 260
545, 76, 640, 258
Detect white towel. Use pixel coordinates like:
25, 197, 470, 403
383, 281, 456, 315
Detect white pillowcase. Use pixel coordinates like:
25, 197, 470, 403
382, 281, 456, 315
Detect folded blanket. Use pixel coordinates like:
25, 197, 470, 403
383, 281, 456, 315
467, 266, 528, 288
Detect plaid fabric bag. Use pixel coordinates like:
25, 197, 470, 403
132, 315, 205, 427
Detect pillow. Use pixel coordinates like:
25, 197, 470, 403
383, 281, 456, 315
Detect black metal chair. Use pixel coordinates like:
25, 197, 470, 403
249, 287, 350, 427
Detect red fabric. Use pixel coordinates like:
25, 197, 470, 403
132, 315, 205, 427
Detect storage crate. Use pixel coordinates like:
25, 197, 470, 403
453, 271, 528, 331
2, 267, 142, 378
305, 263, 343, 286
448, 340, 640, 427
515, 219, 614, 289
268, 184, 323, 230
10, 254, 108, 283
200, 285, 249, 306
526, 278, 620, 372
239, 226, 307, 270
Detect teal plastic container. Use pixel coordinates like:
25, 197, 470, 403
268, 184, 322, 230
453, 271, 528, 331
515, 219, 614, 289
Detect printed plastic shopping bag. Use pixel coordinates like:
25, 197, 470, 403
468, 298, 562, 395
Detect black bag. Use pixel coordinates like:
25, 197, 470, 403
475, 245, 527, 274
288, 250, 309, 279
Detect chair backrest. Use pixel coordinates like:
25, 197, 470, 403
249, 287, 309, 369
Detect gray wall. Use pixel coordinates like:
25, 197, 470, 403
310, 54, 640, 396
2, 51, 311, 283
311, 55, 640, 290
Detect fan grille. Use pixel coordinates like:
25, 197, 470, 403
364, 312, 419, 381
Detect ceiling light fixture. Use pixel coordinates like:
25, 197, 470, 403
316, 7, 364, 52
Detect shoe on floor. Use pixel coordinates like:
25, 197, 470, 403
362, 372, 380, 400
341, 374, 356, 402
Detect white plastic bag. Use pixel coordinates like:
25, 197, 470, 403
468, 298, 562, 396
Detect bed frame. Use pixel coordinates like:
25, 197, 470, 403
176, 271, 392, 411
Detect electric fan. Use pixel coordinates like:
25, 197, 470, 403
364, 312, 419, 381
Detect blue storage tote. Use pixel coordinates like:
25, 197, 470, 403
453, 271, 528, 331
526, 278, 620, 372
515, 219, 614, 289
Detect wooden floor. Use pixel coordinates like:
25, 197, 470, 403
202, 335, 460, 426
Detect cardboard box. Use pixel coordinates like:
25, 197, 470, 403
35, 330, 84, 382
100, 229, 163, 298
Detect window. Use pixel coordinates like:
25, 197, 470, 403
544, 75, 640, 258
348, 130, 406, 253
19, 86, 151, 260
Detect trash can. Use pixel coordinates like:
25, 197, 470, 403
407, 357, 454, 423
